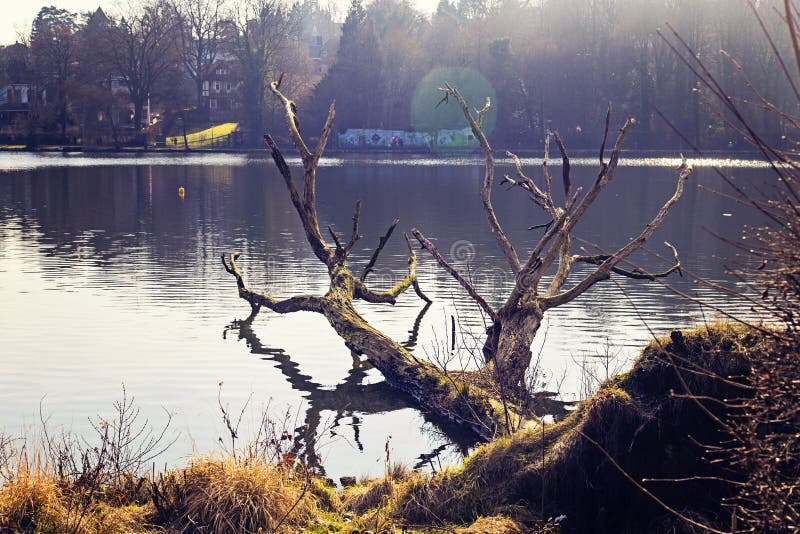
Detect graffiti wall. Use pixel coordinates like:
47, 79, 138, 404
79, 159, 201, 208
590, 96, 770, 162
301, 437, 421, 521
338, 129, 432, 148
337, 128, 480, 149
436, 127, 478, 148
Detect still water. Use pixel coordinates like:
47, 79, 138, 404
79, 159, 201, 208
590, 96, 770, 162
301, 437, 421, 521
0, 152, 766, 480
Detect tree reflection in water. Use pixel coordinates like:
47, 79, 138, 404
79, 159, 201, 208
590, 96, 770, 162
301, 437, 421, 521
223, 303, 478, 474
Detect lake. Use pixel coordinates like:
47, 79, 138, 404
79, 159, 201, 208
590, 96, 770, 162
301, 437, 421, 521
0, 152, 767, 481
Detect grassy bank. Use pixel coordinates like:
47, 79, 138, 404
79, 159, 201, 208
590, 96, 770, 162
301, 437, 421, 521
0, 323, 771, 533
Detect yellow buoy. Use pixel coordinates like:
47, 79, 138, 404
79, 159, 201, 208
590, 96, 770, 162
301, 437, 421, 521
178, 186, 185, 197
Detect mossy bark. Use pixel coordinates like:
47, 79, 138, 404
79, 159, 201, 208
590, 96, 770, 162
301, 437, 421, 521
483, 308, 543, 394
220, 83, 533, 440
224, 253, 515, 440
394, 324, 766, 533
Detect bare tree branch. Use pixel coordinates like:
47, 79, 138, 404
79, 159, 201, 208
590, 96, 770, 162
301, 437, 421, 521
598, 103, 612, 173
411, 228, 497, 320
552, 130, 571, 201
503, 151, 553, 213
542, 132, 553, 202
221, 253, 323, 314
541, 160, 693, 310
355, 233, 431, 304
345, 200, 362, 254
361, 218, 400, 282
312, 102, 335, 167
328, 225, 345, 251
437, 83, 522, 273
264, 134, 331, 265
573, 241, 683, 281
269, 80, 312, 162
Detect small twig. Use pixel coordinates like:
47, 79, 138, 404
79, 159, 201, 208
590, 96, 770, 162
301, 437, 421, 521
361, 218, 399, 281
577, 429, 728, 534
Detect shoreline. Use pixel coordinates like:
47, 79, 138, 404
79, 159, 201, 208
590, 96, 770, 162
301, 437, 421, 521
0, 145, 764, 159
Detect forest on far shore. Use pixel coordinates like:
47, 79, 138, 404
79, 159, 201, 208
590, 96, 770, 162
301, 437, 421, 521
0, 0, 794, 150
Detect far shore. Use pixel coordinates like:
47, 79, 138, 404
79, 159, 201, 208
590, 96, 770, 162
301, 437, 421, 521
0, 144, 764, 160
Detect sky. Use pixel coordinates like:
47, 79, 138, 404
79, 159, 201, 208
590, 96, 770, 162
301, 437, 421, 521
0, 0, 440, 46
1, 0, 108, 45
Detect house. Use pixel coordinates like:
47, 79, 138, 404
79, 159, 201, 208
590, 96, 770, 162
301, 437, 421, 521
0, 43, 35, 132
203, 59, 240, 122
0, 83, 32, 126
301, 13, 340, 77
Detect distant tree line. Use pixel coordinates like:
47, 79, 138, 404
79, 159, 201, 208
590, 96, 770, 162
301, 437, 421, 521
0, 0, 793, 150
312, 0, 795, 150
0, 0, 323, 147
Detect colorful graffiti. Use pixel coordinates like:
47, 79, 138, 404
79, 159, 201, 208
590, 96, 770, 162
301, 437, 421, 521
338, 129, 431, 148
337, 127, 478, 149
436, 128, 478, 148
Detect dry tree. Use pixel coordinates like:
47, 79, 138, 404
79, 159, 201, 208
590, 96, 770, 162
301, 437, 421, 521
222, 75, 692, 442
412, 83, 691, 403
652, 2, 800, 530
222, 81, 514, 440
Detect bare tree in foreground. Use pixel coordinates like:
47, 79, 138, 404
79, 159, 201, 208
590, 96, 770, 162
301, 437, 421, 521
223, 81, 517, 439
412, 84, 692, 396
223, 80, 691, 438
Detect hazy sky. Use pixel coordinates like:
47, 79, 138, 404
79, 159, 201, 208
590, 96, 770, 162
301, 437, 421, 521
0, 0, 439, 46
1, 1, 107, 44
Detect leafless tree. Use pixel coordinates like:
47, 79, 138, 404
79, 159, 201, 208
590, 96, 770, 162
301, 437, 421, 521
223, 82, 517, 439
412, 84, 691, 395
222, 77, 692, 440
101, 0, 180, 134
30, 7, 78, 138
229, 0, 299, 146
174, 0, 225, 110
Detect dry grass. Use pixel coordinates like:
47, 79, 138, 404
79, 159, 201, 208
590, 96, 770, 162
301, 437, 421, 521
166, 455, 316, 532
0, 469, 69, 532
343, 478, 395, 516
456, 515, 523, 533
0, 469, 152, 534
90, 502, 153, 534
343, 462, 419, 517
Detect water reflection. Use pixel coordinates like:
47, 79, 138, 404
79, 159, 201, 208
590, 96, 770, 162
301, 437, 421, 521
223, 303, 475, 473
0, 155, 769, 477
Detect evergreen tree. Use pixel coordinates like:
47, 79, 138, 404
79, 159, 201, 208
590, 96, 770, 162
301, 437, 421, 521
312, 0, 384, 131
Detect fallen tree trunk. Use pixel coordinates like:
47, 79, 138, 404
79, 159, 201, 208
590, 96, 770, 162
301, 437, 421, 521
223, 254, 512, 439
223, 82, 521, 441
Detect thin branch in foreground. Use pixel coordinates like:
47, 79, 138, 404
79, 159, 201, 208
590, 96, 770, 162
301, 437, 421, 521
577, 428, 728, 534
411, 228, 497, 320
361, 218, 400, 282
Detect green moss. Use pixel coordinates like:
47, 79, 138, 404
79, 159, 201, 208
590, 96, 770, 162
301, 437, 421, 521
594, 386, 632, 404
310, 479, 341, 513
391, 322, 772, 531
302, 511, 350, 533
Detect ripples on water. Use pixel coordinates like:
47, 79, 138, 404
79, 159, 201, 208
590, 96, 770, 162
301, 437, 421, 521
0, 153, 768, 479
